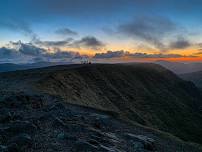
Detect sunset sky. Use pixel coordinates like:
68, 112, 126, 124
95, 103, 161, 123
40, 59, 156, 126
1, 0, 202, 63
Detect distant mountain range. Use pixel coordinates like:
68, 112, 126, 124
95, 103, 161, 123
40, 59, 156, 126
0, 62, 72, 73
155, 60, 202, 74
180, 71, 202, 89
154, 61, 202, 90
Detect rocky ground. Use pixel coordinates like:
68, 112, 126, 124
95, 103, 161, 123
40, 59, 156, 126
0, 92, 202, 152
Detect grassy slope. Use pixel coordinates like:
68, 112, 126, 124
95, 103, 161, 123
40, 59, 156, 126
1, 63, 202, 145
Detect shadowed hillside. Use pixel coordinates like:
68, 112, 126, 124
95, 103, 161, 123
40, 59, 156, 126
180, 71, 202, 90
0, 63, 202, 146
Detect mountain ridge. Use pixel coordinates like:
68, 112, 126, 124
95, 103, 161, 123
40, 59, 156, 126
1, 63, 202, 145
155, 60, 202, 74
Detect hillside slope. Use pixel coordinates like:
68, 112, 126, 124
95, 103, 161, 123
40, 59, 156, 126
1, 92, 202, 152
180, 71, 202, 89
0, 63, 202, 145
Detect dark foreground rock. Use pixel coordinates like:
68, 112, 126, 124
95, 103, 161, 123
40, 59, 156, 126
0, 92, 202, 152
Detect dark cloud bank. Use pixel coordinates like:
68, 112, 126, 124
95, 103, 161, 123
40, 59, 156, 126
169, 38, 191, 49
71, 36, 105, 50
94, 50, 197, 59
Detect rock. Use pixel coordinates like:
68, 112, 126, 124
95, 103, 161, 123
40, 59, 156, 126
57, 132, 77, 141
8, 134, 32, 147
93, 117, 112, 130
9, 112, 23, 121
0, 135, 6, 145
71, 141, 98, 152
99, 144, 117, 152
3, 94, 44, 109
0, 144, 18, 152
105, 133, 119, 142
0, 145, 7, 152
93, 121, 102, 129
31, 100, 43, 109
53, 117, 67, 127
3, 95, 26, 108
7, 143, 18, 152
57, 132, 66, 140
88, 139, 100, 147
0, 110, 11, 123
5, 121, 37, 135
48, 103, 66, 111
126, 133, 156, 151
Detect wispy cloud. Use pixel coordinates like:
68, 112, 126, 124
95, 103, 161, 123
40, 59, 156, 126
117, 16, 177, 51
55, 28, 78, 36
33, 37, 74, 47
0, 19, 36, 38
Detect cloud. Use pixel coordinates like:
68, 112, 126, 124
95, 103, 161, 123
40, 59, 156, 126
94, 50, 197, 59
72, 36, 105, 50
94, 50, 126, 58
0, 41, 86, 63
0, 47, 18, 58
117, 16, 177, 50
44, 50, 80, 59
193, 49, 202, 55
32, 36, 104, 50
55, 28, 78, 36
33, 37, 74, 47
0, 40, 199, 64
9, 41, 46, 56
0, 19, 36, 38
31, 50, 85, 63
0, 46, 34, 63
169, 38, 191, 49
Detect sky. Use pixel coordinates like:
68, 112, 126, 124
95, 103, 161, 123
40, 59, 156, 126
0, 0, 202, 63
